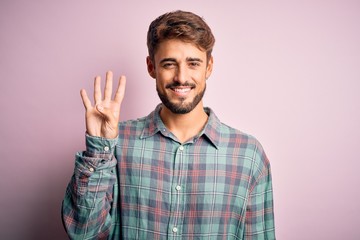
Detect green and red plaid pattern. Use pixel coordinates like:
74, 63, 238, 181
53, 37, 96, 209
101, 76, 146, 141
62, 104, 275, 239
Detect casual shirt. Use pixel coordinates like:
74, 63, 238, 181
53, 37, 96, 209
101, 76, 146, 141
62, 104, 275, 239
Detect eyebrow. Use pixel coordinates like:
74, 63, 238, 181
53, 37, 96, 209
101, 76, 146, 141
159, 57, 203, 64
159, 58, 177, 64
186, 57, 203, 62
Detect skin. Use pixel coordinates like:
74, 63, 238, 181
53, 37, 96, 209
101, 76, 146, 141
80, 71, 126, 139
81, 39, 213, 143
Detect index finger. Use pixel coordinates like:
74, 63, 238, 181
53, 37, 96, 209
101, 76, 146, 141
114, 75, 126, 104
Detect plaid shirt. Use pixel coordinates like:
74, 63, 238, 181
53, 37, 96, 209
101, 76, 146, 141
62, 104, 275, 239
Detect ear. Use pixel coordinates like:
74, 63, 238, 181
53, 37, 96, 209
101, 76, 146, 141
205, 56, 214, 80
146, 56, 156, 79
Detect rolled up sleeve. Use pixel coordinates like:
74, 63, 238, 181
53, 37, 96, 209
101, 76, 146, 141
62, 134, 119, 239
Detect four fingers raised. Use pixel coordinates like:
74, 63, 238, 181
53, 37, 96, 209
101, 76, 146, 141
81, 71, 126, 108
81, 71, 126, 138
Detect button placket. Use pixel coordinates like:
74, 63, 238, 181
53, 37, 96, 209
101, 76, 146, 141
170, 144, 184, 236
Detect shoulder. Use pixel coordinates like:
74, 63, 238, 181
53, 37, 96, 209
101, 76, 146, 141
218, 122, 262, 150
117, 116, 147, 138
218, 122, 270, 172
206, 107, 268, 165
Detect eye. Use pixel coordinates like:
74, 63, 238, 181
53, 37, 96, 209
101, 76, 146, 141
189, 62, 201, 68
162, 62, 176, 69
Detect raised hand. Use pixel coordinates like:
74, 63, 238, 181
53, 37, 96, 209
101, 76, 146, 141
80, 71, 126, 139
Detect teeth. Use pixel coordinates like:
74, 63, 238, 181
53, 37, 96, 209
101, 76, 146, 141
174, 88, 190, 93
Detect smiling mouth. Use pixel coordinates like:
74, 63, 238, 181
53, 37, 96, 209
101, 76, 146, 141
166, 82, 196, 96
172, 87, 192, 93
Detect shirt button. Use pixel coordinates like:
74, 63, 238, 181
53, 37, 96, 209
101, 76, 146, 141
172, 227, 178, 233
104, 146, 109, 151
89, 167, 94, 172
179, 146, 184, 151
175, 185, 182, 191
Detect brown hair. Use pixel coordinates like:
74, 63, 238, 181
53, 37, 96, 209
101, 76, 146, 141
147, 10, 215, 62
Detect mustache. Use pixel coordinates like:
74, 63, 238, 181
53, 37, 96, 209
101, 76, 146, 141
165, 82, 196, 89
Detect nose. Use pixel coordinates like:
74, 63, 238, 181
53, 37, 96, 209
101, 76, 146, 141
174, 65, 188, 84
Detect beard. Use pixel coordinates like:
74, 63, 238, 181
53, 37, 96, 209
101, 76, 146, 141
156, 82, 206, 114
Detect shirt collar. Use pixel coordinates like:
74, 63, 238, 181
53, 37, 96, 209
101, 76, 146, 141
140, 104, 221, 149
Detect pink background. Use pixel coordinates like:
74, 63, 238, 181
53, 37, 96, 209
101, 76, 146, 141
1, 1, 359, 239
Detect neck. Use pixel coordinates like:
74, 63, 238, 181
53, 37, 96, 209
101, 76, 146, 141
159, 102, 208, 143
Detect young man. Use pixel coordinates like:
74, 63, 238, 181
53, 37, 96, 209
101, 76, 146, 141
62, 10, 275, 239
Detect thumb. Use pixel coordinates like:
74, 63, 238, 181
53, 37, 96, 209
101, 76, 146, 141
96, 104, 114, 121
96, 104, 105, 113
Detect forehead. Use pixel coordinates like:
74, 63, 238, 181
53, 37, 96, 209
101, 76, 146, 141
154, 39, 206, 61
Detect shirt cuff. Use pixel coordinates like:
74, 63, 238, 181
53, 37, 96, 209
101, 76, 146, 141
85, 134, 118, 159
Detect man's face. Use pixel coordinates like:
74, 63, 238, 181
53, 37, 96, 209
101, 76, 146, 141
147, 39, 213, 114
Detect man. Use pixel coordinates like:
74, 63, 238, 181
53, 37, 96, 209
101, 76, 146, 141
62, 10, 275, 239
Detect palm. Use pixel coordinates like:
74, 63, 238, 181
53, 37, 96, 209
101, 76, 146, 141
81, 71, 126, 139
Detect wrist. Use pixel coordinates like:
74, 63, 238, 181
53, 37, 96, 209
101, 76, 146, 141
85, 134, 118, 157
